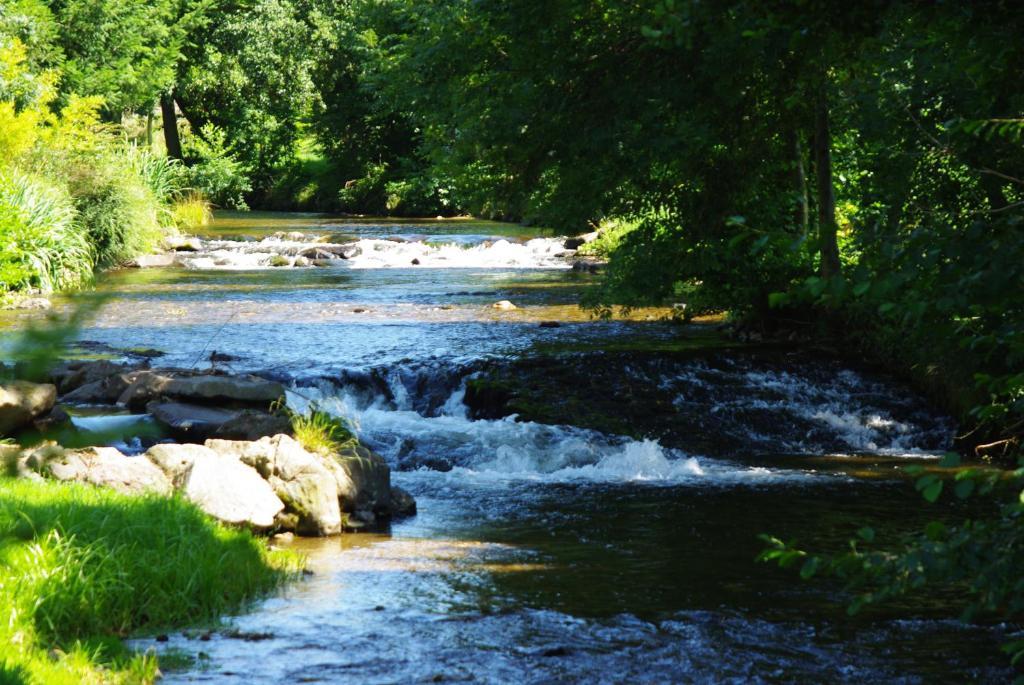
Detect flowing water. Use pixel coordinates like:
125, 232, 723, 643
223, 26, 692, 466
8, 213, 1013, 682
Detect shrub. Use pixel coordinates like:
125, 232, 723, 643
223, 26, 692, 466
182, 123, 252, 210
170, 192, 213, 229
337, 161, 388, 213
760, 451, 1024, 670
68, 156, 166, 267
0, 170, 91, 293
577, 217, 638, 258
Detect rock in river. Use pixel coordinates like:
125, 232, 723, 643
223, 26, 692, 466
390, 486, 418, 518
0, 381, 56, 436
206, 435, 342, 536
330, 446, 392, 516
118, 371, 285, 410
148, 401, 291, 442
146, 443, 284, 530
129, 253, 180, 268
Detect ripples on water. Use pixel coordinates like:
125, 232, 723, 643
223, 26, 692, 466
13, 213, 1004, 682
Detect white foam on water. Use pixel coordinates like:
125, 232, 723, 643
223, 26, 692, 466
344, 237, 570, 269
288, 383, 819, 485
70, 413, 150, 432
670, 363, 952, 456
176, 235, 572, 271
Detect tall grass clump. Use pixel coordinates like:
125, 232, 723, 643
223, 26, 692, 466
0, 477, 302, 683
275, 399, 358, 455
65, 154, 167, 267
0, 171, 91, 294
170, 191, 213, 229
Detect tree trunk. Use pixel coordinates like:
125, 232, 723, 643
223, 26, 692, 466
146, 108, 153, 148
161, 93, 182, 160
813, 91, 841, 279
790, 129, 809, 237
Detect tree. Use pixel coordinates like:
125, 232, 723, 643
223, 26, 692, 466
175, 0, 317, 189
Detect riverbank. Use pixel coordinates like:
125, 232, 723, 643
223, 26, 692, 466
0, 477, 301, 683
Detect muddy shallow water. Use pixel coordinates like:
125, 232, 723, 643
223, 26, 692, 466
6, 212, 1012, 682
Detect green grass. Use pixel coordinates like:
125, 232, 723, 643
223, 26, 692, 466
0, 477, 302, 684
170, 193, 213, 230
0, 171, 92, 294
287, 405, 358, 456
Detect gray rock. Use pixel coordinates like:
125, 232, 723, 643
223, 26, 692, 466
389, 486, 417, 518
57, 360, 140, 395
148, 401, 241, 441
164, 236, 203, 252
33, 405, 71, 432
337, 244, 362, 260
571, 259, 603, 273
206, 435, 342, 536
145, 443, 209, 484
213, 410, 292, 441
1, 296, 51, 310
330, 446, 391, 514
118, 371, 284, 410
62, 371, 140, 404
0, 381, 56, 435
298, 246, 339, 260
36, 445, 172, 495
176, 445, 284, 529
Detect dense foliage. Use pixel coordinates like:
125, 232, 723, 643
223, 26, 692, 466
0, 0, 208, 299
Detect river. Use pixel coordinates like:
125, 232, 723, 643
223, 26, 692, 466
13, 213, 1012, 682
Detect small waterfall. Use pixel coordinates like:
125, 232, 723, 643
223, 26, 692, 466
286, 352, 952, 483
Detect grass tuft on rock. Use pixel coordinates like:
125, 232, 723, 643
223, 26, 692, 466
170, 192, 213, 230
0, 477, 302, 684
289, 406, 358, 456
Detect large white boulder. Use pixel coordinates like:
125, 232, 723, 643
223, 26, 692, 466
146, 443, 284, 529
206, 435, 342, 536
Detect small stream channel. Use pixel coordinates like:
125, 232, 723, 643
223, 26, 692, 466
5, 213, 1011, 682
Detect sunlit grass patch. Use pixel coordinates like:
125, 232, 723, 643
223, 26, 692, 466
170, 192, 213, 229
0, 477, 302, 683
